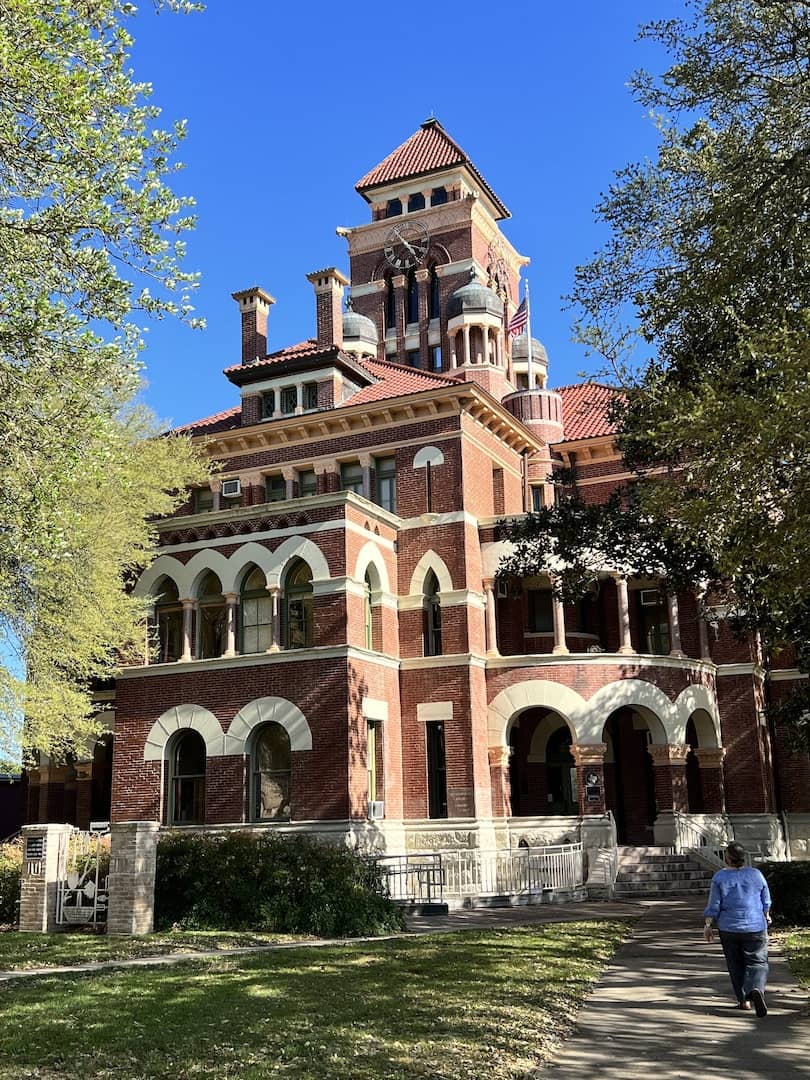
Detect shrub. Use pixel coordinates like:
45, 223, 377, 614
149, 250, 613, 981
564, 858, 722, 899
154, 832, 404, 937
760, 861, 810, 926
0, 838, 23, 926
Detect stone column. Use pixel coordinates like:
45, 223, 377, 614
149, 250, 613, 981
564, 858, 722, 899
266, 585, 281, 653
223, 593, 238, 657
483, 579, 499, 655
18, 823, 74, 933
698, 610, 712, 662
143, 605, 155, 666
74, 762, 94, 831
571, 743, 607, 815
282, 466, 295, 501
614, 576, 633, 654
180, 598, 194, 662
358, 453, 372, 500
488, 746, 512, 818
667, 593, 685, 657
648, 743, 691, 812
107, 821, 161, 936
551, 587, 569, 655
462, 324, 471, 365
694, 747, 727, 813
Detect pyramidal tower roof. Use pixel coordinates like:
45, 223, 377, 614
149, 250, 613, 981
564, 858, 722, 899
355, 118, 510, 219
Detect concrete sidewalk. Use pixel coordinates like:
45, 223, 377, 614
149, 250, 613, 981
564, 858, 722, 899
544, 898, 810, 1079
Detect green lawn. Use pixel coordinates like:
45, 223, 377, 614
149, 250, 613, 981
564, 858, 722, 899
780, 928, 810, 989
0, 929, 306, 970
0, 921, 630, 1079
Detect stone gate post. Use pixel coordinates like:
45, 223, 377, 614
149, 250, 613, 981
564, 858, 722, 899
19, 823, 74, 933
106, 821, 160, 935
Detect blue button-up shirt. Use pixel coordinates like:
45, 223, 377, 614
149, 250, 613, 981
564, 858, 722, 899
704, 867, 771, 932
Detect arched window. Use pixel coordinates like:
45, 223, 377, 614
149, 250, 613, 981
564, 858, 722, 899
154, 578, 183, 663
241, 566, 273, 654
385, 198, 402, 218
385, 276, 397, 333
406, 270, 419, 325
196, 571, 227, 660
429, 266, 440, 320
363, 571, 373, 650
407, 192, 425, 212
284, 560, 313, 649
168, 729, 206, 825
251, 722, 291, 821
423, 570, 442, 656
431, 187, 448, 206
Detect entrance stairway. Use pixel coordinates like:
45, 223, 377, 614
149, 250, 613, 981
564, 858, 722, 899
613, 846, 715, 899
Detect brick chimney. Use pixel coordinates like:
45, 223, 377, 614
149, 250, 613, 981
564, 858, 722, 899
231, 286, 276, 363
306, 267, 348, 349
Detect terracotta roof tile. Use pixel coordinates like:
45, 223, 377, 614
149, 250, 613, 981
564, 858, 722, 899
346, 358, 456, 405
356, 119, 510, 219
222, 339, 318, 376
557, 382, 623, 441
172, 405, 242, 437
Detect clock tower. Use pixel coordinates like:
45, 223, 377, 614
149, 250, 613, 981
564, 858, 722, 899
338, 118, 527, 402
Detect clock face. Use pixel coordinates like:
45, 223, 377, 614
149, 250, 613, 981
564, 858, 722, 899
384, 220, 430, 270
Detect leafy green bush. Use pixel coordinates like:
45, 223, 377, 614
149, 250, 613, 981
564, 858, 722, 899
760, 861, 810, 926
154, 832, 404, 937
0, 838, 22, 926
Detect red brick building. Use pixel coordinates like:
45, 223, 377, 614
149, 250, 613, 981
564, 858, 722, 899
25, 120, 810, 861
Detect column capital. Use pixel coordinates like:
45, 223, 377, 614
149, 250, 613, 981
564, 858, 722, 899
694, 746, 726, 769
648, 742, 691, 765
488, 746, 511, 769
571, 743, 607, 766
414, 267, 430, 283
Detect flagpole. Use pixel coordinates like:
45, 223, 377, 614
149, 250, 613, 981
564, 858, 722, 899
524, 279, 533, 390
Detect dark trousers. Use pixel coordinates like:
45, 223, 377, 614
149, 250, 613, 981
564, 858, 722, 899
718, 930, 769, 1003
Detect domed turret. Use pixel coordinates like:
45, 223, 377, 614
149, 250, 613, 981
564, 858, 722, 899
510, 333, 549, 389
341, 297, 378, 358
446, 270, 504, 320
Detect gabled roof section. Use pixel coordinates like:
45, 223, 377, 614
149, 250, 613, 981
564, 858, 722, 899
557, 382, 624, 442
355, 118, 510, 220
223, 340, 376, 389
173, 405, 242, 438
347, 358, 456, 405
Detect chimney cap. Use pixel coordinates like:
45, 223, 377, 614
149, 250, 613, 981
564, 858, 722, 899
306, 267, 349, 287
231, 286, 276, 306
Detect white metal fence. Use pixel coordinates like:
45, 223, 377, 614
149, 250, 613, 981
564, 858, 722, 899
374, 842, 584, 904
56, 829, 109, 928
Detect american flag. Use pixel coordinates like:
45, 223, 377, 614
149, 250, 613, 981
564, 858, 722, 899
507, 297, 528, 336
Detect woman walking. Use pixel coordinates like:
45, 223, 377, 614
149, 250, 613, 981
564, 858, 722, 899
703, 841, 772, 1016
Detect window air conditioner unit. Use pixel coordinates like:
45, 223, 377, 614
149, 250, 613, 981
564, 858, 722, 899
640, 589, 660, 607
221, 479, 241, 498
368, 800, 385, 820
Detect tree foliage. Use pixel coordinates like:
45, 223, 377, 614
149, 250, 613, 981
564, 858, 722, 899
0, 1, 208, 760
507, 1, 810, 746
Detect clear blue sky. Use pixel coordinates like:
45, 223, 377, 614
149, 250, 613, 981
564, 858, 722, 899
129, 1, 679, 429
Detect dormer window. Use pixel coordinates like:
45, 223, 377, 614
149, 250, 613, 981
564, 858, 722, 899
303, 382, 319, 410
261, 390, 275, 419
431, 187, 448, 206
408, 192, 425, 212
385, 198, 402, 218
280, 387, 297, 414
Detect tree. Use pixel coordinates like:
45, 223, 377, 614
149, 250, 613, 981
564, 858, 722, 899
506, 1, 810, 746
0, 1, 208, 761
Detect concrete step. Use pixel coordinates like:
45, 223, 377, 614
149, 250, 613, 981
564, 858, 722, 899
614, 879, 709, 895
616, 869, 713, 883
617, 864, 708, 872
617, 853, 693, 865
616, 846, 674, 856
